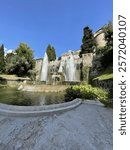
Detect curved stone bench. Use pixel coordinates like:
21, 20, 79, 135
0, 99, 82, 117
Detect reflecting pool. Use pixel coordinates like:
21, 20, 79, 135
0, 87, 65, 106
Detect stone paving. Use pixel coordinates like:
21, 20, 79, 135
0, 102, 112, 150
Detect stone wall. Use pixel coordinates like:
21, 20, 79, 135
82, 53, 94, 67
0, 78, 30, 87
90, 28, 107, 78
92, 79, 113, 89
94, 29, 106, 48
35, 58, 42, 80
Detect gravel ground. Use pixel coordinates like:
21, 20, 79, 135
0, 102, 113, 150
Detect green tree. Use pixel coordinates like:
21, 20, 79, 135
5, 43, 35, 77
0, 44, 5, 73
103, 21, 113, 50
46, 44, 56, 61
80, 26, 96, 56
5, 52, 14, 62
16, 43, 35, 69
100, 22, 113, 68
5, 52, 15, 72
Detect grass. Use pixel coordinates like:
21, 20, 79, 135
93, 64, 113, 81
93, 73, 113, 81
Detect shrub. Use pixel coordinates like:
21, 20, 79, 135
100, 87, 113, 107
65, 84, 109, 102
99, 99, 113, 108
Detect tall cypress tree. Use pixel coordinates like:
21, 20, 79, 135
0, 44, 5, 73
51, 46, 56, 60
46, 44, 56, 61
80, 26, 96, 56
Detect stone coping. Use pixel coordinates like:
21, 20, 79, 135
0, 99, 82, 117
0, 74, 30, 81
20, 85, 69, 92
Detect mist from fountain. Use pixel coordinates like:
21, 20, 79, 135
40, 52, 48, 82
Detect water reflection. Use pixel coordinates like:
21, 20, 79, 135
0, 87, 65, 106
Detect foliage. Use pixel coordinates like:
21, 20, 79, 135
80, 26, 96, 56
100, 22, 113, 68
93, 63, 113, 82
100, 64, 113, 75
5, 52, 15, 64
93, 73, 113, 81
92, 22, 113, 83
82, 66, 90, 82
15, 43, 35, 69
5, 43, 35, 77
58, 56, 61, 60
5, 52, 16, 74
6, 55, 29, 76
103, 22, 113, 50
96, 47, 106, 55
0, 44, 5, 73
99, 97, 113, 107
46, 44, 56, 61
65, 84, 109, 102
80, 63, 90, 82
100, 48, 113, 68
80, 81, 89, 85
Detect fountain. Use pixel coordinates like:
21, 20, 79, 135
65, 51, 76, 81
40, 52, 48, 82
39, 50, 80, 84
58, 51, 79, 82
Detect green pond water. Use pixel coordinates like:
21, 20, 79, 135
0, 87, 65, 106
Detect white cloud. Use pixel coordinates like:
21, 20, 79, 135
4, 47, 14, 56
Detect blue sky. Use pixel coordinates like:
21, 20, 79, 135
0, 0, 112, 58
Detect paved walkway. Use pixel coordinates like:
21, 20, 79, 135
0, 102, 112, 150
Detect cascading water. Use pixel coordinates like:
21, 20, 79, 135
65, 52, 76, 81
40, 52, 48, 82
